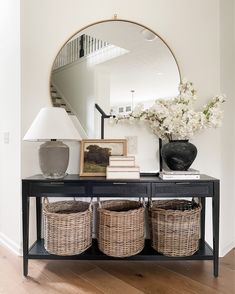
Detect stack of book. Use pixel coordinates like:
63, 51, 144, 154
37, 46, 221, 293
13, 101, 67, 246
159, 168, 200, 180
106, 156, 140, 179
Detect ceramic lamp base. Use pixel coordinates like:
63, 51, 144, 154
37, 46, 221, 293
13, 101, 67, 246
39, 141, 69, 179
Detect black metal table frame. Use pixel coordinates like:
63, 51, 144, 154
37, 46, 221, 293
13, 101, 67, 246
22, 175, 219, 277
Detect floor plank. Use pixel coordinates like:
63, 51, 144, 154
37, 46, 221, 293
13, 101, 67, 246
220, 248, 235, 270
0, 244, 234, 294
158, 259, 235, 294
93, 261, 220, 294
30, 260, 104, 294
80, 268, 144, 294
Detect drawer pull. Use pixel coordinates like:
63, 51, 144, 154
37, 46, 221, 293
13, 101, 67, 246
49, 182, 64, 185
176, 182, 191, 185
113, 182, 127, 185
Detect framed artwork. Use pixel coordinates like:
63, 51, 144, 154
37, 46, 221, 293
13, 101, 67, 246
80, 139, 127, 176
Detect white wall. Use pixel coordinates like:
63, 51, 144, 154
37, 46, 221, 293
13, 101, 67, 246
219, 0, 235, 255
17, 0, 235, 256
52, 61, 96, 137
0, 0, 21, 254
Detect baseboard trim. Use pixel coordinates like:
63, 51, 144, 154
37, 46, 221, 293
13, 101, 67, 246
220, 241, 235, 257
0, 232, 22, 256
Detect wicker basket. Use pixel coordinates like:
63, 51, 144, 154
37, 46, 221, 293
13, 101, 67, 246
97, 199, 145, 257
149, 199, 201, 257
43, 197, 92, 256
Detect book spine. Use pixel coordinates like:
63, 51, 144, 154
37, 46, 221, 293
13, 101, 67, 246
162, 171, 200, 175
106, 171, 140, 179
160, 174, 200, 180
109, 156, 135, 160
109, 160, 135, 167
107, 167, 140, 172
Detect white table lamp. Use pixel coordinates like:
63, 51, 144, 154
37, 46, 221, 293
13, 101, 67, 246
23, 107, 82, 179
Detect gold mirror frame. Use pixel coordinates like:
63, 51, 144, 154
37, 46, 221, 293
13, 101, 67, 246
49, 18, 182, 97
49, 18, 182, 172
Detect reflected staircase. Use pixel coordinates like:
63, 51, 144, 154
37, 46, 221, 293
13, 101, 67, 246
50, 84, 73, 114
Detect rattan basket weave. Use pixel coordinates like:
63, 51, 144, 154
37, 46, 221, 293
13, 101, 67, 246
43, 197, 92, 256
149, 199, 201, 257
97, 200, 145, 257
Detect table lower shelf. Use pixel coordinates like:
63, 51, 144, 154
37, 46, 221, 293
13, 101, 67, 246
28, 239, 213, 261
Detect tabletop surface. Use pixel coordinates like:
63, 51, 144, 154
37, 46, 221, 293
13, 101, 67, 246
22, 174, 219, 183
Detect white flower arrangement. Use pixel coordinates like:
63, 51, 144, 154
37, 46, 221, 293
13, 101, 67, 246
110, 80, 225, 140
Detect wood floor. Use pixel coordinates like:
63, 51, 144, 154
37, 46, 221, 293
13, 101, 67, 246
0, 245, 234, 294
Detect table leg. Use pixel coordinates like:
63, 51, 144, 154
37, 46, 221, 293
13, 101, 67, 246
36, 197, 42, 240
200, 197, 206, 242
212, 181, 220, 277
22, 182, 30, 277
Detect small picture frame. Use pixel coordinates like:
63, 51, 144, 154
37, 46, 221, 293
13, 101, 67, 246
80, 139, 127, 176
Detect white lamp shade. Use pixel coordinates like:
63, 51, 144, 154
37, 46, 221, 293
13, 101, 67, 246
23, 107, 82, 141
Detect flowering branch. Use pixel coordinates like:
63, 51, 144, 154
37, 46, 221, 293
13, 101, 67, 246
110, 80, 226, 140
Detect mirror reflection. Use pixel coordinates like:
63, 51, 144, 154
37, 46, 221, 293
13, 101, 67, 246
50, 20, 180, 136
50, 20, 181, 172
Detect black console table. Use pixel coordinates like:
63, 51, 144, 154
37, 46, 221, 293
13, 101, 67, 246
22, 174, 219, 277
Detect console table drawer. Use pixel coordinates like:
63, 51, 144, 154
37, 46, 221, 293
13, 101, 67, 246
92, 183, 151, 197
152, 182, 213, 197
29, 182, 86, 196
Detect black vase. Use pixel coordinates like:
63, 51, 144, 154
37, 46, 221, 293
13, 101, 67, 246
161, 140, 197, 171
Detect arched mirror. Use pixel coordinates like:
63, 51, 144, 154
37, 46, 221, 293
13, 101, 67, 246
50, 19, 181, 172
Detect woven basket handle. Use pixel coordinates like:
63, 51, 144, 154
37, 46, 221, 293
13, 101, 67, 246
97, 197, 145, 208
139, 197, 146, 207
148, 197, 198, 209
43, 197, 49, 205
148, 198, 195, 204
97, 197, 102, 208
43, 197, 93, 210
73, 196, 93, 211
148, 197, 153, 208
89, 197, 93, 211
